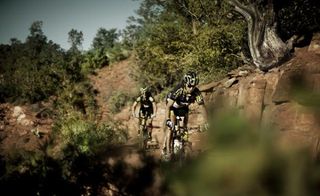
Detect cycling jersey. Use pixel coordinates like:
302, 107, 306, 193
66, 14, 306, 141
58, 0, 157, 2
136, 95, 154, 109
167, 83, 204, 109
136, 94, 155, 117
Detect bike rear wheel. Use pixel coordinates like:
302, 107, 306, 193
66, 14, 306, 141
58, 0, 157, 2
139, 127, 149, 150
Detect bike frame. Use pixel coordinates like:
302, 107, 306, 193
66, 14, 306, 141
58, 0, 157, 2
137, 115, 153, 150
171, 115, 189, 162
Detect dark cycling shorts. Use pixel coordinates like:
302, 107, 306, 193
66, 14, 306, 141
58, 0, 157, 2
139, 107, 153, 118
170, 106, 188, 117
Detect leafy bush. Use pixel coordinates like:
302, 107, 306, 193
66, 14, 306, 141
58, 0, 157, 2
55, 81, 98, 119
108, 91, 135, 113
81, 49, 109, 74
132, 1, 245, 90
54, 111, 127, 155
107, 43, 130, 64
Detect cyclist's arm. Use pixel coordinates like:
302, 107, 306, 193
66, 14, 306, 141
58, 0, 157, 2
194, 88, 208, 122
149, 96, 157, 117
131, 101, 138, 117
199, 103, 208, 122
165, 99, 174, 119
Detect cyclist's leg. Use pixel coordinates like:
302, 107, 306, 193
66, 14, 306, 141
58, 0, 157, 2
161, 121, 168, 153
139, 109, 146, 135
161, 109, 175, 155
146, 109, 153, 139
138, 113, 142, 135
167, 110, 176, 154
182, 110, 192, 158
183, 111, 188, 132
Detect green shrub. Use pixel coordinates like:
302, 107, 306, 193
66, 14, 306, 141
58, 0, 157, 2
55, 81, 97, 119
81, 49, 109, 73
108, 91, 134, 113
107, 43, 130, 64
54, 111, 127, 155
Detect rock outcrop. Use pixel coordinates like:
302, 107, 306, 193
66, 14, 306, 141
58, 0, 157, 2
200, 34, 320, 155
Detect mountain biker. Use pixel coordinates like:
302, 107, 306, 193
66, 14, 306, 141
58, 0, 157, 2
161, 71, 208, 158
131, 87, 157, 140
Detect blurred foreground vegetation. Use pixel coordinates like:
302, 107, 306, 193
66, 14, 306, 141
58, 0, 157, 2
166, 111, 320, 196
1, 106, 320, 195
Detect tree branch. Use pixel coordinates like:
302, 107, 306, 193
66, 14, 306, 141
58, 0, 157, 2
228, 0, 292, 71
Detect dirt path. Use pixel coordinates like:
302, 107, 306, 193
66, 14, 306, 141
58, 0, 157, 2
90, 60, 208, 160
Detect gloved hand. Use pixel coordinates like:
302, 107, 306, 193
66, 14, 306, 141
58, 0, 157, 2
166, 119, 173, 128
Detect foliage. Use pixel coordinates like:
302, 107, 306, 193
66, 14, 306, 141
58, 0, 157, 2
53, 111, 127, 155
0, 149, 79, 195
127, 0, 320, 90
54, 81, 98, 120
108, 91, 135, 113
122, 16, 144, 49
129, 0, 245, 91
81, 48, 109, 74
165, 110, 320, 196
81, 43, 129, 75
107, 43, 130, 64
0, 142, 159, 195
52, 77, 127, 155
80, 27, 130, 74
0, 21, 67, 103
0, 21, 93, 103
92, 28, 118, 50
68, 28, 84, 52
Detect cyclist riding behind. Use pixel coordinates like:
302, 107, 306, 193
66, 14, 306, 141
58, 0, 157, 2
162, 71, 207, 157
131, 87, 157, 140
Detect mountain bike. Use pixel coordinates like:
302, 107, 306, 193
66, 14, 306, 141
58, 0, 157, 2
136, 114, 154, 150
170, 115, 192, 164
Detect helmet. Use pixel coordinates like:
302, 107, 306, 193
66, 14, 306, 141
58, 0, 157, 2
140, 87, 148, 97
183, 71, 199, 87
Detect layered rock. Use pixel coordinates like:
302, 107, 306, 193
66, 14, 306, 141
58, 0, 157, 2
200, 34, 320, 155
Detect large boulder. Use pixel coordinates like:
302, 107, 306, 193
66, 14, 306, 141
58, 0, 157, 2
201, 46, 320, 154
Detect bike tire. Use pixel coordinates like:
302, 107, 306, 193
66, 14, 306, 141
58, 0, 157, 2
139, 127, 148, 150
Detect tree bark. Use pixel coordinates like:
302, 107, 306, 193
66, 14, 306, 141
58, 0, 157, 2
228, 0, 295, 71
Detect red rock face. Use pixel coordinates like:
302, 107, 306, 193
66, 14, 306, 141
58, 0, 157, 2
200, 34, 320, 154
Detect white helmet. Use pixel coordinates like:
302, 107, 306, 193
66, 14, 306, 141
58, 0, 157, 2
140, 87, 148, 97
183, 71, 199, 87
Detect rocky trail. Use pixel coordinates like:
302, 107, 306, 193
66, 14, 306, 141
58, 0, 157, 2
90, 60, 208, 160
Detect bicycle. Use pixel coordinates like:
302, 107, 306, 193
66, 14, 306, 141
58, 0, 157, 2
169, 115, 192, 164
135, 114, 154, 150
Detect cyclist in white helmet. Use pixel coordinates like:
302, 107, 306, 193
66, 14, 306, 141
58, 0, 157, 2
131, 87, 157, 139
161, 71, 207, 158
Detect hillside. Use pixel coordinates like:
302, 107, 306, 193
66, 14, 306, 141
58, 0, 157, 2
1, 33, 320, 196
89, 59, 138, 120
1, 34, 320, 159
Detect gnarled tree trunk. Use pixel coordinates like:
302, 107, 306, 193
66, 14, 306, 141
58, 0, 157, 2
228, 0, 296, 71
